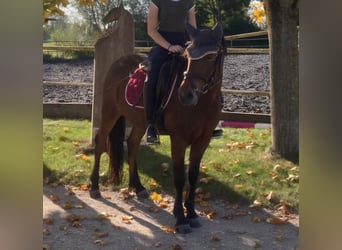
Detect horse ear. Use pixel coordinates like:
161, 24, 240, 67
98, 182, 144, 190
211, 22, 223, 40
185, 22, 198, 39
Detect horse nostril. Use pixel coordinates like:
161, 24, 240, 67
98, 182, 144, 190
187, 91, 194, 100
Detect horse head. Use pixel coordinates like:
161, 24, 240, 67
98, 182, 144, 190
178, 22, 225, 106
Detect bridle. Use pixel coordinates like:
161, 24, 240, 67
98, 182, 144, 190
183, 43, 225, 94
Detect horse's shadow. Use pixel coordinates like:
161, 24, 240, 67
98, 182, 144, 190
43, 163, 182, 249
135, 139, 249, 205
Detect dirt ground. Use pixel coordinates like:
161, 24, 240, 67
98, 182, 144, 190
43, 183, 298, 250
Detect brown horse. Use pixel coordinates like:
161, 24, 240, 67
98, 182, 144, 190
90, 23, 226, 233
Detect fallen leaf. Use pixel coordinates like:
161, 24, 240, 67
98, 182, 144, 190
266, 191, 274, 201
121, 215, 134, 223
269, 172, 278, 180
75, 154, 90, 162
205, 210, 216, 219
72, 141, 80, 146
43, 228, 51, 236
287, 174, 299, 182
43, 243, 50, 250
73, 204, 84, 209
195, 187, 203, 194
148, 206, 159, 213
234, 210, 249, 216
154, 241, 162, 247
71, 221, 82, 228
161, 225, 176, 234
203, 192, 211, 199
234, 184, 244, 189
120, 188, 135, 199
199, 177, 214, 184
199, 200, 209, 207
48, 194, 59, 202
43, 218, 54, 225
95, 231, 109, 238
64, 214, 83, 223
62, 200, 74, 210
148, 178, 158, 187
266, 216, 288, 225
59, 224, 68, 231
249, 199, 263, 208
200, 165, 207, 172
246, 170, 254, 175
96, 212, 113, 220
290, 166, 299, 172
149, 192, 162, 202
273, 164, 282, 171
170, 243, 183, 250
221, 214, 234, 220
210, 235, 221, 242
251, 216, 263, 223
93, 239, 106, 245
159, 201, 169, 208
79, 184, 89, 191
234, 173, 241, 178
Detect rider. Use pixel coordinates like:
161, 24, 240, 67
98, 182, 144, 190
144, 0, 222, 144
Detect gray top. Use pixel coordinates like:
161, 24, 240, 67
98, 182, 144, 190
151, 0, 194, 32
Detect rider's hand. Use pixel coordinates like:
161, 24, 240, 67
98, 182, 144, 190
168, 44, 185, 54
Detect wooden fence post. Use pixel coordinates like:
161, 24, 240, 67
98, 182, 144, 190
90, 5, 134, 145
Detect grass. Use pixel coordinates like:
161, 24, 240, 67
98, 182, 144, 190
43, 118, 299, 210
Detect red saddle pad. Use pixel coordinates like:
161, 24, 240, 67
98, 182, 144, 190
125, 67, 146, 108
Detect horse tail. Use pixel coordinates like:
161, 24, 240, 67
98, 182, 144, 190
108, 116, 125, 185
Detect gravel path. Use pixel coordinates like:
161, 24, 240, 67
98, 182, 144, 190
43, 183, 298, 250
43, 54, 270, 114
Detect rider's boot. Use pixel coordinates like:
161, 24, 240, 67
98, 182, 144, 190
144, 82, 160, 144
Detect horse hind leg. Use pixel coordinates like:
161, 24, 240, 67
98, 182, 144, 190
126, 126, 148, 199
89, 132, 106, 199
89, 115, 119, 199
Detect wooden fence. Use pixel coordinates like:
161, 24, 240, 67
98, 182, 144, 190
43, 30, 271, 123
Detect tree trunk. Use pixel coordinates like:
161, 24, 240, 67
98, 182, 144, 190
264, 0, 299, 162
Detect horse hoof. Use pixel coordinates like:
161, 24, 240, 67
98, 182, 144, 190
137, 189, 149, 200
175, 224, 192, 234
189, 218, 202, 228
89, 189, 102, 199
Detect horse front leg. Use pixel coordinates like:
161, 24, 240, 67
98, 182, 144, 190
185, 137, 212, 228
170, 138, 191, 233
126, 127, 148, 199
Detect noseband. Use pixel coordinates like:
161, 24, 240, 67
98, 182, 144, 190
183, 47, 224, 94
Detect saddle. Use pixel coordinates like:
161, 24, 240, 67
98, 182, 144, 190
125, 55, 187, 112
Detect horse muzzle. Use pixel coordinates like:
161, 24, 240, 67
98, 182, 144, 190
178, 79, 199, 106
